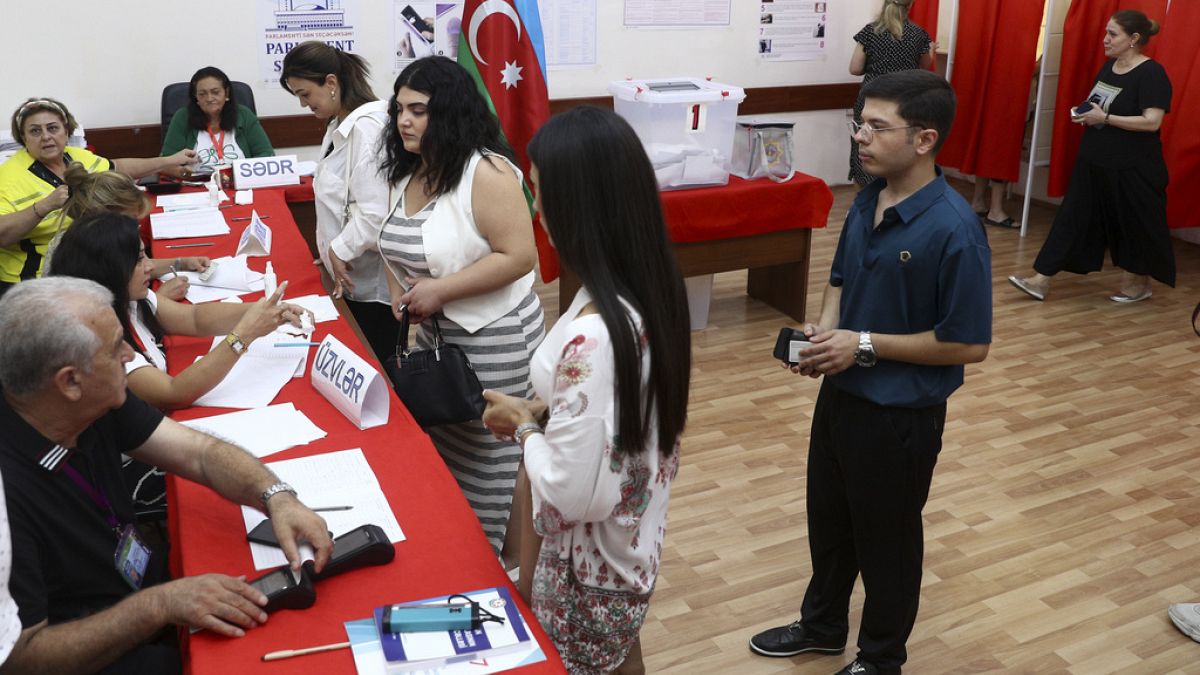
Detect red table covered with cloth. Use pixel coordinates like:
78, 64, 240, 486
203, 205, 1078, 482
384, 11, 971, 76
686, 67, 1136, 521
557, 173, 832, 321
153, 190, 564, 674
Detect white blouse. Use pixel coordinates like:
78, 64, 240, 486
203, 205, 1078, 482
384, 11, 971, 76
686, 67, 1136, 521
125, 292, 166, 374
524, 288, 678, 595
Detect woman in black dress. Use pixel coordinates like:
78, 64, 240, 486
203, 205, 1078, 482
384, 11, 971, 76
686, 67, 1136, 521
1009, 10, 1172, 303
848, 0, 935, 187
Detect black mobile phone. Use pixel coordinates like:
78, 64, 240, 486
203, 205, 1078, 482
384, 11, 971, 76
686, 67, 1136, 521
773, 327, 812, 365
402, 5, 434, 35
247, 519, 334, 549
1075, 100, 1095, 115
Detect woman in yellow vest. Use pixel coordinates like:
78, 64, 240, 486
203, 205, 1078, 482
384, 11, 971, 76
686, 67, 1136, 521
0, 98, 197, 295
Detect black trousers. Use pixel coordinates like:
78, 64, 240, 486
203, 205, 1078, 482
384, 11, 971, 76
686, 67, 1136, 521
799, 381, 946, 673
345, 299, 398, 365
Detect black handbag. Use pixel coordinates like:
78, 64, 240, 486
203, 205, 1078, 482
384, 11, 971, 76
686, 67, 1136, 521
383, 308, 485, 427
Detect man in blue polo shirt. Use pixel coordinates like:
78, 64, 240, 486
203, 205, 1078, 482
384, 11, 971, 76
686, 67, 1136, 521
749, 70, 992, 675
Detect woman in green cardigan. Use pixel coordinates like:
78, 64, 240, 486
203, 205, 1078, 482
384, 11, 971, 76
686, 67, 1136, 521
161, 66, 274, 167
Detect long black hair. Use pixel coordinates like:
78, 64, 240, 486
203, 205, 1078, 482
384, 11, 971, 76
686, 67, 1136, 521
381, 56, 514, 194
48, 212, 164, 358
527, 106, 690, 456
187, 66, 238, 131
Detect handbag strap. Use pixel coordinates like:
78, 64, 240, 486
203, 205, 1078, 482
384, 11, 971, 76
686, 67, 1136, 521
393, 307, 445, 357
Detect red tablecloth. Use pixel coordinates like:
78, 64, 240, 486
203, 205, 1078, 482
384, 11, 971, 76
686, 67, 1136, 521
279, 174, 832, 244
659, 174, 831, 244
153, 189, 563, 674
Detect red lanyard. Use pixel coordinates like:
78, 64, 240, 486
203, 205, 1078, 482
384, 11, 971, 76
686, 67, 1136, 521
207, 126, 225, 161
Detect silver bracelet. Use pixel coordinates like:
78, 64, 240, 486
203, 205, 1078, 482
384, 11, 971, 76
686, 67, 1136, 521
514, 421, 543, 448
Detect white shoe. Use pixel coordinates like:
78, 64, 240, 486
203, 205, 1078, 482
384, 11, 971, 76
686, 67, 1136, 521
1168, 603, 1200, 643
1008, 275, 1047, 301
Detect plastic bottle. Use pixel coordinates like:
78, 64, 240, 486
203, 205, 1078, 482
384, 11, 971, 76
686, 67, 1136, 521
264, 262, 278, 299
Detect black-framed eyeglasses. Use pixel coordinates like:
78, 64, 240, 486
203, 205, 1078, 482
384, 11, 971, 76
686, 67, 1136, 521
846, 120, 920, 142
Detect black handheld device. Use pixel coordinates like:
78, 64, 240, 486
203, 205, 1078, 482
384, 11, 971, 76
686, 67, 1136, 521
249, 561, 317, 613
311, 524, 395, 581
402, 6, 434, 36
773, 327, 813, 365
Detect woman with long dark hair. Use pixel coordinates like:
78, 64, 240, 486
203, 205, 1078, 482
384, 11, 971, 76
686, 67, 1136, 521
1009, 9, 1173, 303
280, 41, 394, 360
378, 56, 544, 557
483, 106, 691, 674
161, 66, 274, 166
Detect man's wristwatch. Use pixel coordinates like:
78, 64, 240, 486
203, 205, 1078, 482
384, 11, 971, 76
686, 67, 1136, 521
224, 332, 247, 356
854, 331, 877, 368
260, 482, 297, 511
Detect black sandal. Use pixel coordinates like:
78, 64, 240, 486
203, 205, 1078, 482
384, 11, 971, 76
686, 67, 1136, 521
985, 216, 1019, 229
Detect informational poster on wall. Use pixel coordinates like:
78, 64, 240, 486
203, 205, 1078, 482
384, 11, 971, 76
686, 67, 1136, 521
758, 1, 828, 62
258, 0, 364, 84
624, 0, 731, 28
392, 2, 465, 72
537, 0, 597, 68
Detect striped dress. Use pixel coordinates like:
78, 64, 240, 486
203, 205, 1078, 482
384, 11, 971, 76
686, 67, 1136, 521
379, 199, 545, 554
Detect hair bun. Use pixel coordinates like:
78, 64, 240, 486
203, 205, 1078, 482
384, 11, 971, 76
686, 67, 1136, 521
1148, 19, 1160, 35
62, 162, 89, 189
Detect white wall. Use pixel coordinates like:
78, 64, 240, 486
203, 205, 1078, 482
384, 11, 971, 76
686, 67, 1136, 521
0, 0, 884, 182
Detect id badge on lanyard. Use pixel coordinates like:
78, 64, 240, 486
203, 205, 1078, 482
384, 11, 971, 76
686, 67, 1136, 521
62, 463, 151, 589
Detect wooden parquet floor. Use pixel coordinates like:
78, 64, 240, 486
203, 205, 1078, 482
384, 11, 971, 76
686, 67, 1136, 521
531, 181, 1200, 674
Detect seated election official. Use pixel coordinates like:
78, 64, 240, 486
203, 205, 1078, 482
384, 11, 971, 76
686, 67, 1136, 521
46, 163, 209, 302
0, 277, 332, 675
161, 67, 274, 167
0, 98, 197, 295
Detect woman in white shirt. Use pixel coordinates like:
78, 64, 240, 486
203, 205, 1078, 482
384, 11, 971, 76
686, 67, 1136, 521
482, 106, 691, 674
280, 41, 393, 360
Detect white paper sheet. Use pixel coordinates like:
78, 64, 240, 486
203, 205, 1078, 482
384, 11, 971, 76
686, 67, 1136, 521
286, 294, 340, 323
155, 192, 216, 211
174, 255, 263, 292
242, 448, 405, 570
192, 342, 303, 409
182, 403, 326, 459
210, 322, 314, 378
149, 208, 230, 239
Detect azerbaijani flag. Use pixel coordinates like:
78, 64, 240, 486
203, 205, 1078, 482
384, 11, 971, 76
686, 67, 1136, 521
457, 0, 558, 281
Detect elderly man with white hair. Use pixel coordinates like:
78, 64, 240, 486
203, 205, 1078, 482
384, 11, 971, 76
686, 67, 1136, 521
0, 277, 332, 675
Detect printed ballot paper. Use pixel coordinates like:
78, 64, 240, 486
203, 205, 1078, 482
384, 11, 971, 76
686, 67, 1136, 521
155, 192, 217, 212
169, 255, 265, 303
242, 448, 405, 570
311, 334, 389, 429
149, 207, 230, 239
192, 329, 306, 409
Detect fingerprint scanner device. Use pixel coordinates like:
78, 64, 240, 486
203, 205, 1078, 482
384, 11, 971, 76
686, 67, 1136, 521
382, 594, 506, 633
199, 261, 219, 282
249, 561, 317, 614
246, 523, 394, 581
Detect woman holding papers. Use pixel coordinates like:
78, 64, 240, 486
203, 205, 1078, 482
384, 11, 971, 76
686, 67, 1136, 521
0, 97, 197, 295
280, 42, 394, 361
482, 107, 690, 674
161, 66, 275, 167
50, 212, 308, 519
378, 56, 545, 558
45, 163, 209, 301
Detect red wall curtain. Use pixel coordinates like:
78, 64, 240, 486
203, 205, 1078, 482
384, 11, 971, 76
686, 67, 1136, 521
938, 0, 1044, 182
909, 0, 939, 70
1047, 0, 1167, 196
1157, 1, 1200, 228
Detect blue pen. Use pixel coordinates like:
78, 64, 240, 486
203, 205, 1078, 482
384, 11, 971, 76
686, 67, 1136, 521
273, 342, 321, 347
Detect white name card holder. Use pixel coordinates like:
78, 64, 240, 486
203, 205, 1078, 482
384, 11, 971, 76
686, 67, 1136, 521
235, 211, 273, 257
311, 335, 389, 430
233, 154, 302, 190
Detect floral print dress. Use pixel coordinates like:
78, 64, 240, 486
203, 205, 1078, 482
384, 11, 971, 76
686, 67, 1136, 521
524, 288, 679, 674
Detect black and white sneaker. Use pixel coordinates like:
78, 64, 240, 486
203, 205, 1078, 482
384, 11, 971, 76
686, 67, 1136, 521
834, 659, 880, 675
748, 620, 845, 657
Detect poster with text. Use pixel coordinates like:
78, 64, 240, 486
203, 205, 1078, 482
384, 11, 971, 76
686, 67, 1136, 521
258, 0, 364, 84
393, 2, 464, 72
538, 0, 597, 68
624, 0, 730, 27
758, 0, 827, 62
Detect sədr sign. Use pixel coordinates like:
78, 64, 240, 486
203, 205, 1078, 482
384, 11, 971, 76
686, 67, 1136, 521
311, 334, 389, 429
232, 155, 301, 189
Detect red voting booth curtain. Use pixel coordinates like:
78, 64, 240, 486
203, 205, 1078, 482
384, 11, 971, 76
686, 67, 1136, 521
908, 0, 939, 70
1157, 1, 1200, 228
938, 0, 1043, 182
1047, 0, 1166, 197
